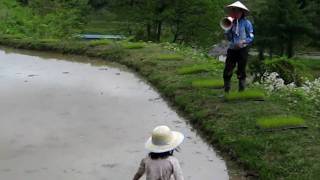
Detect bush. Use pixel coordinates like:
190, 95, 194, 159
0, 0, 87, 39
249, 56, 309, 86
87, 40, 111, 47
265, 57, 308, 86
120, 42, 145, 49
99, 45, 126, 60
248, 55, 265, 81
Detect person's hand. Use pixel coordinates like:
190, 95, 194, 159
235, 40, 246, 49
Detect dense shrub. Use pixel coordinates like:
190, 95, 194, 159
265, 57, 307, 86
249, 56, 309, 86
0, 0, 88, 38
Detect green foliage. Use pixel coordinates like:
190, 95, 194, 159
291, 57, 320, 78
224, 90, 265, 101
253, 0, 314, 58
248, 56, 312, 85
191, 79, 224, 88
16, 0, 28, 5
256, 116, 305, 129
155, 54, 184, 61
306, 0, 320, 48
83, 9, 122, 34
161, 42, 216, 62
103, 0, 228, 47
0, 0, 88, 38
88, 0, 109, 8
3, 0, 320, 52
165, 0, 226, 46
120, 42, 145, 49
248, 55, 265, 80
95, 44, 127, 61
264, 57, 308, 86
177, 63, 218, 75
87, 39, 111, 47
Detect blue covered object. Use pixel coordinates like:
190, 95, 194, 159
77, 34, 125, 40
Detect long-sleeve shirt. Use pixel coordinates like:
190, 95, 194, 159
134, 156, 184, 180
224, 18, 254, 49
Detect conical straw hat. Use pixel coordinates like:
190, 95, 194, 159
226, 1, 250, 13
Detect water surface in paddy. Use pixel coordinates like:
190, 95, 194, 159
0, 47, 228, 180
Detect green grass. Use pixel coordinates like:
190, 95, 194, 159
83, 21, 126, 34
292, 58, 320, 78
257, 116, 305, 129
155, 54, 184, 61
87, 40, 111, 47
191, 79, 224, 88
225, 90, 265, 101
120, 42, 145, 49
38, 39, 60, 43
177, 63, 218, 75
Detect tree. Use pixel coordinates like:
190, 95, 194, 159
254, 0, 312, 58
307, 0, 320, 48
167, 0, 226, 46
107, 0, 227, 46
88, 0, 109, 9
6, 0, 90, 38
16, 0, 29, 5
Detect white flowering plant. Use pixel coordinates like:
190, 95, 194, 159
253, 72, 320, 116
161, 42, 211, 61
248, 56, 310, 86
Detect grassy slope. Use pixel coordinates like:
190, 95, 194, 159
292, 58, 320, 78
82, 9, 129, 35
0, 36, 319, 180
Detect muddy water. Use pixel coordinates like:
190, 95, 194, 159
0, 47, 228, 180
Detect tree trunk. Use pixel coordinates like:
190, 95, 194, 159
258, 47, 265, 61
156, 21, 162, 42
286, 38, 294, 58
269, 47, 273, 59
127, 21, 132, 35
146, 23, 151, 41
154, 0, 166, 42
172, 21, 180, 43
280, 45, 285, 57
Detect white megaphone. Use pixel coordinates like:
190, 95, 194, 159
220, 17, 234, 31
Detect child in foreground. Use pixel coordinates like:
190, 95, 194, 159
133, 125, 184, 180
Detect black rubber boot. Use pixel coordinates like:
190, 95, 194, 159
224, 80, 231, 93
238, 79, 246, 92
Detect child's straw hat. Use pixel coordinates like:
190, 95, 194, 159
145, 126, 184, 153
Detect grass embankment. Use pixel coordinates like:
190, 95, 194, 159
292, 58, 320, 78
0, 35, 319, 179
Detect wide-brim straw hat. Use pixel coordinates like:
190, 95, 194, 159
145, 125, 184, 153
225, 1, 250, 15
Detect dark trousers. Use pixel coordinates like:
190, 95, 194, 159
223, 47, 248, 92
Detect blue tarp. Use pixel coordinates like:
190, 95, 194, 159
78, 34, 125, 40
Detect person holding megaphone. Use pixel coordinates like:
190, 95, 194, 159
222, 1, 254, 93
